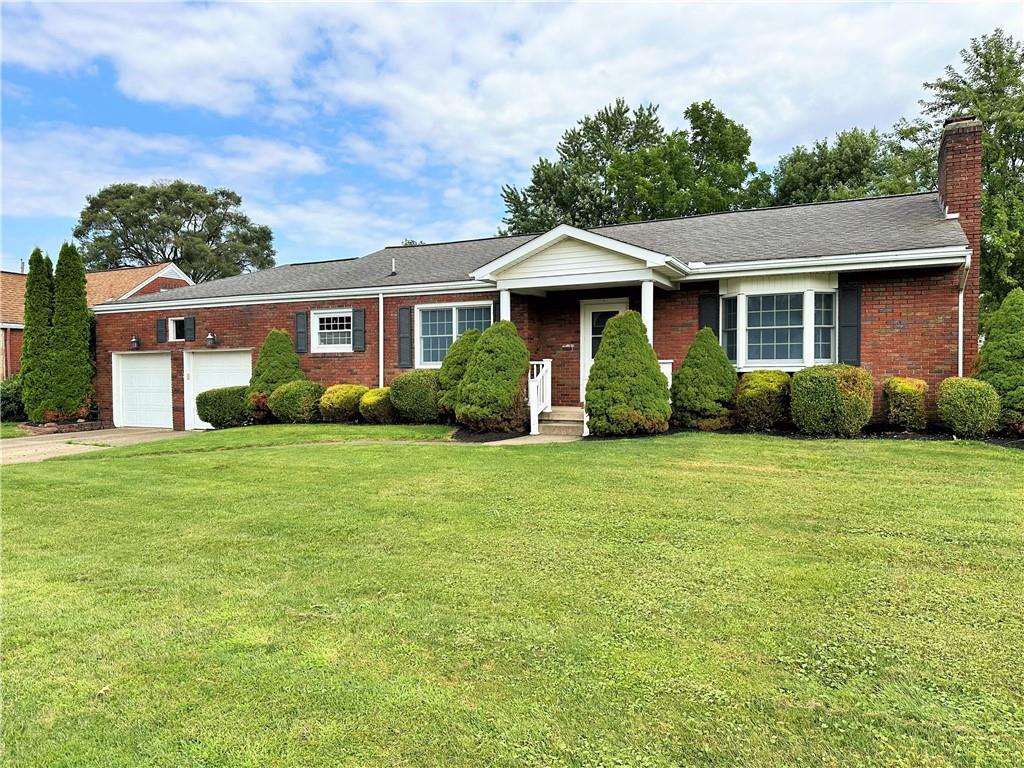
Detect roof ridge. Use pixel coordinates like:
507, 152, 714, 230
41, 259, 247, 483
382, 232, 541, 250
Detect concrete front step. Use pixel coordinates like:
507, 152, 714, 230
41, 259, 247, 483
538, 421, 584, 437
541, 406, 584, 423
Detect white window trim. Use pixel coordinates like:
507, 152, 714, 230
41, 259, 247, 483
167, 317, 186, 342
310, 308, 354, 353
414, 300, 493, 369
720, 290, 837, 372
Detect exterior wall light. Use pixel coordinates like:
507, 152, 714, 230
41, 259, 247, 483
129, 335, 140, 350
205, 332, 218, 348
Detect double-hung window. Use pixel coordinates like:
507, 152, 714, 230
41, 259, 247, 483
721, 297, 738, 363
417, 302, 492, 367
747, 293, 804, 363
814, 293, 835, 362
311, 309, 353, 353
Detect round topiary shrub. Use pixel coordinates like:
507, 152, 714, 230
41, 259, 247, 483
196, 385, 249, 429
319, 384, 369, 422
455, 321, 530, 432
247, 330, 305, 420
936, 377, 1001, 438
0, 374, 26, 422
267, 380, 325, 423
584, 311, 670, 436
390, 370, 441, 423
884, 376, 928, 432
976, 287, 1024, 435
671, 327, 737, 428
734, 370, 790, 431
359, 387, 397, 424
438, 328, 481, 416
790, 364, 873, 437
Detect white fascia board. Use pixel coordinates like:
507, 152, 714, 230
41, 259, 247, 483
117, 263, 195, 300
496, 268, 673, 291
470, 224, 680, 280
93, 280, 494, 314
681, 246, 969, 281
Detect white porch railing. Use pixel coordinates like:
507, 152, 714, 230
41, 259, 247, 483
659, 359, 674, 388
528, 359, 553, 435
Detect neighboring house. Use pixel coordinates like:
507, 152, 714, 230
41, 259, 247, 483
93, 116, 982, 433
0, 263, 192, 378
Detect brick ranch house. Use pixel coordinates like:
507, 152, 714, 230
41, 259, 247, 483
93, 116, 981, 434
0, 262, 192, 378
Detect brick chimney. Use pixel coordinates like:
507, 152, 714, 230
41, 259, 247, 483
938, 114, 982, 374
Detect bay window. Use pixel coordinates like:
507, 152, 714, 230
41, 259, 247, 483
417, 302, 492, 367
720, 290, 836, 369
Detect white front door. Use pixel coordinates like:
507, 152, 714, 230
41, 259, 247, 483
184, 350, 253, 430
580, 299, 629, 400
113, 352, 173, 428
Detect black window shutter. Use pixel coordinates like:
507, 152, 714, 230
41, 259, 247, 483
156, 318, 167, 343
352, 309, 365, 352
397, 306, 413, 368
838, 287, 861, 365
294, 312, 308, 353
698, 294, 720, 337
492, 297, 501, 325
183, 316, 196, 342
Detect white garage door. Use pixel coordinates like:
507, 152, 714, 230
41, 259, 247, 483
185, 350, 253, 430
114, 353, 173, 428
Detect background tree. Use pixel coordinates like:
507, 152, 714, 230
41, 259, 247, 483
46, 243, 93, 420
74, 180, 276, 282
20, 248, 54, 422
921, 28, 1024, 312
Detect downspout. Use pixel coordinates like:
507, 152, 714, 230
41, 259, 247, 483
957, 250, 971, 377
378, 293, 385, 388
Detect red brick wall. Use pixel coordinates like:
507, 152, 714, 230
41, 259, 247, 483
94, 291, 495, 429
2, 327, 23, 377
134, 276, 192, 296
938, 116, 983, 373
842, 268, 961, 414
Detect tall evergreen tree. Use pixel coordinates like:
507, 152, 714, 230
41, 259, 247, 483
46, 243, 93, 419
20, 248, 54, 422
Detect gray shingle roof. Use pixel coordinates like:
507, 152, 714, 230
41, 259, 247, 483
115, 192, 966, 305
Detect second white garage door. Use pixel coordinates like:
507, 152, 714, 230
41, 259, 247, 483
184, 350, 253, 430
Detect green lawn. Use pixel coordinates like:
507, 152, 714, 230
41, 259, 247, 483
3, 428, 1022, 767
1, 421, 29, 439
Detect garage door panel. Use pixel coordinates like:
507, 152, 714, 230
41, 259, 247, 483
116, 353, 172, 428
187, 350, 252, 429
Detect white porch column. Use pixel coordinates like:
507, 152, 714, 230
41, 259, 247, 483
499, 289, 512, 321
641, 280, 655, 344
736, 293, 748, 369
802, 289, 815, 368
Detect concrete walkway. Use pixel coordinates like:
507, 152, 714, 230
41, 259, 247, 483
1, 427, 189, 465
481, 434, 581, 446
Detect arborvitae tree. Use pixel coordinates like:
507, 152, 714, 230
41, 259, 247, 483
584, 311, 671, 436
45, 243, 93, 419
454, 321, 529, 432
977, 287, 1024, 434
438, 327, 481, 415
671, 327, 738, 428
20, 248, 54, 422
246, 329, 305, 418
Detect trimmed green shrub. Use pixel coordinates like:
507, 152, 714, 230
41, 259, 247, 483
884, 376, 928, 432
320, 384, 368, 422
455, 320, 530, 432
438, 328, 481, 415
1, 375, 26, 422
584, 311, 670, 436
45, 243, 93, 421
359, 387, 398, 424
20, 248, 54, 423
734, 370, 790, 431
937, 377, 1001, 438
671, 327, 737, 428
791, 364, 874, 437
196, 385, 248, 429
390, 370, 441, 423
267, 380, 324, 423
247, 329, 305, 419
977, 287, 1024, 434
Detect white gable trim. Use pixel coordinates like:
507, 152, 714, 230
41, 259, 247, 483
118, 263, 194, 300
470, 224, 686, 281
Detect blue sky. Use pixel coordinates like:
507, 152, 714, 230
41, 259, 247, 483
2, 1, 1021, 273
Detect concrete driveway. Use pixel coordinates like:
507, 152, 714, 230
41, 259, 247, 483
1, 427, 190, 465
